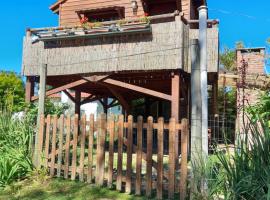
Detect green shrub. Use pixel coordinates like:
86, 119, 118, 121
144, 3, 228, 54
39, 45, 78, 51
0, 112, 34, 188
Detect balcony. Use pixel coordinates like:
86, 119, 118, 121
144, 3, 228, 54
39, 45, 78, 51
22, 12, 219, 77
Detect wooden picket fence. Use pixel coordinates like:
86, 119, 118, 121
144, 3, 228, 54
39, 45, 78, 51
36, 114, 189, 200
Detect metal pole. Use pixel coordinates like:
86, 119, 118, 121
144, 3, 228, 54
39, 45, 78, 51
190, 39, 202, 159
34, 63, 47, 167
199, 6, 208, 157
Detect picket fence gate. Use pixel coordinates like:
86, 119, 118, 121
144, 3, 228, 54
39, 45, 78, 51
36, 114, 189, 200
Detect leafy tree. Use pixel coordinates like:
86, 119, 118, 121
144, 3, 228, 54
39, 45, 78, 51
0, 71, 25, 112
220, 47, 236, 72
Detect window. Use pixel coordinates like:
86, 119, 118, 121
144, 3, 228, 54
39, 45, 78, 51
143, 0, 177, 16
76, 7, 125, 22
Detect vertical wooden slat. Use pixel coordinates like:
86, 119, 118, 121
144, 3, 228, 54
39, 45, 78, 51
135, 116, 143, 195
64, 115, 71, 179
50, 115, 58, 177
126, 115, 133, 194
116, 115, 124, 191
87, 114, 94, 183
37, 115, 45, 168
71, 114, 79, 181
57, 114, 64, 177
96, 113, 106, 186
157, 117, 164, 200
168, 118, 176, 199
44, 115, 51, 168
79, 115, 86, 182
180, 119, 188, 200
146, 116, 153, 197
108, 114, 115, 188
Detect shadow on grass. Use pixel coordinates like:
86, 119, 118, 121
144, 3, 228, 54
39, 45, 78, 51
0, 178, 149, 200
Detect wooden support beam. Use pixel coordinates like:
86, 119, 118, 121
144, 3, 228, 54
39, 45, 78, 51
34, 64, 47, 167
31, 79, 88, 101
105, 86, 130, 114
80, 94, 94, 105
108, 99, 117, 107
25, 76, 35, 103
103, 98, 108, 115
171, 74, 180, 173
75, 90, 81, 117
81, 96, 99, 105
63, 90, 75, 103
103, 78, 172, 101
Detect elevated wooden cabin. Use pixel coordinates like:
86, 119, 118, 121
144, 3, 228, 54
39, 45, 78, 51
23, 0, 219, 121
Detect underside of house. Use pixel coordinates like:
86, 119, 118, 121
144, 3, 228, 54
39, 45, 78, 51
23, 0, 219, 122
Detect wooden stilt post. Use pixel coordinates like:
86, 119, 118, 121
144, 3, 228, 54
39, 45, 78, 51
75, 90, 81, 118
34, 64, 47, 167
25, 76, 34, 103
103, 98, 108, 115
171, 74, 180, 171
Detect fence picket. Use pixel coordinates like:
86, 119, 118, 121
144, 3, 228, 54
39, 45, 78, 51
146, 116, 153, 197
157, 117, 164, 200
50, 115, 58, 177
79, 115, 86, 182
126, 115, 133, 194
71, 114, 79, 180
116, 115, 124, 191
108, 115, 115, 188
168, 118, 176, 199
135, 116, 143, 195
64, 115, 71, 179
57, 115, 64, 177
180, 119, 188, 200
87, 114, 94, 183
96, 114, 106, 186
44, 115, 51, 168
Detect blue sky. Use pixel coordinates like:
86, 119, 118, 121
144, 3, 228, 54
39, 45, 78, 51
0, 0, 269, 73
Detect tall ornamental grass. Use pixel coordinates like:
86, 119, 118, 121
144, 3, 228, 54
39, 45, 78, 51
0, 112, 34, 188
216, 120, 270, 200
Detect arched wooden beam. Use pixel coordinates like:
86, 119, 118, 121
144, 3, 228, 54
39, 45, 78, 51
106, 86, 130, 114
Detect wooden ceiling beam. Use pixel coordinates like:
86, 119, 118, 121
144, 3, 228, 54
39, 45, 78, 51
103, 78, 172, 101
31, 79, 88, 101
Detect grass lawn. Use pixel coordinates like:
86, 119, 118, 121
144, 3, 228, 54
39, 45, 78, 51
0, 176, 150, 200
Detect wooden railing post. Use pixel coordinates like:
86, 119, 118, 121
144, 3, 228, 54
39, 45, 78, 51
146, 116, 153, 197
96, 113, 106, 186
57, 114, 64, 177
135, 116, 143, 195
50, 115, 58, 177
116, 115, 124, 191
44, 115, 51, 168
71, 114, 79, 180
79, 115, 86, 182
157, 117, 164, 200
87, 114, 94, 183
168, 117, 176, 199
64, 115, 71, 179
108, 114, 115, 188
126, 115, 133, 194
